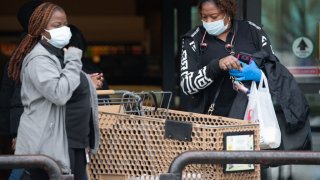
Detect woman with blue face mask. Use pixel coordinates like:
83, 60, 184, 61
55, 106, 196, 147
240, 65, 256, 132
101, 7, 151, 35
180, 0, 284, 116
180, 0, 312, 161
179, 0, 273, 116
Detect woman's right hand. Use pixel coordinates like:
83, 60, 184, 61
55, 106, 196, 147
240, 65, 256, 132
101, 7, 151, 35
90, 73, 104, 89
219, 55, 242, 71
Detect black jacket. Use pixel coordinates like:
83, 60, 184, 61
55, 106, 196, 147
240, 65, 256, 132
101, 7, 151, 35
180, 20, 274, 114
179, 19, 311, 150
180, 20, 263, 116
231, 50, 312, 150
253, 50, 311, 150
0, 63, 23, 136
229, 49, 312, 150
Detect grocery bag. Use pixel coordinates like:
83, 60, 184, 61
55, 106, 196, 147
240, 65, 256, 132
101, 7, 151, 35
244, 72, 281, 149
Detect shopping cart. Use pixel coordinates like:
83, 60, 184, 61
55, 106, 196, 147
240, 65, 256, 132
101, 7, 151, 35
97, 90, 172, 116
87, 90, 260, 180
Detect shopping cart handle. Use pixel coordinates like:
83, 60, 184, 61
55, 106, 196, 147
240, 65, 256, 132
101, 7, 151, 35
96, 90, 116, 95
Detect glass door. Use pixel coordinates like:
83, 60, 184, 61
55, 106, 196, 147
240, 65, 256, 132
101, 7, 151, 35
262, 0, 320, 78
262, 1, 320, 179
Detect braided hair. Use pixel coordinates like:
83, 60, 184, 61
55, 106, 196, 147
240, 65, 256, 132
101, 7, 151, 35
197, 0, 237, 18
8, 2, 64, 82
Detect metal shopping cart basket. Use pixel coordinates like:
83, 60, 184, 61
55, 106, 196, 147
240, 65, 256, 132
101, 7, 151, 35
96, 90, 172, 116
87, 90, 260, 180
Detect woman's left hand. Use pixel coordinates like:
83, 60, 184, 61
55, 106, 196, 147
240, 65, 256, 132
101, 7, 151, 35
229, 61, 261, 82
90, 73, 104, 89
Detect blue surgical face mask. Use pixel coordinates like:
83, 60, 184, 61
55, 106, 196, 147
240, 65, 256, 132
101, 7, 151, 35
202, 15, 229, 36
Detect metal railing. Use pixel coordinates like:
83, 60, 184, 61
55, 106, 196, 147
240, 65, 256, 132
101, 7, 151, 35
159, 150, 320, 180
0, 155, 73, 180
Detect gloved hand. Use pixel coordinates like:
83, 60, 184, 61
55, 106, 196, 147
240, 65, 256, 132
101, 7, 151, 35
229, 61, 262, 82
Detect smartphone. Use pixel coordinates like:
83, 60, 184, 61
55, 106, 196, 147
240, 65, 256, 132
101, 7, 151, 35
237, 52, 253, 64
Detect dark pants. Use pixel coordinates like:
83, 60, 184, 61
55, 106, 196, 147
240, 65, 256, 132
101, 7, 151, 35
20, 169, 49, 180
261, 167, 269, 180
0, 135, 13, 180
69, 148, 87, 180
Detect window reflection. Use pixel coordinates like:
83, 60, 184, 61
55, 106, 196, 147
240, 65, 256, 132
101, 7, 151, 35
262, 0, 320, 69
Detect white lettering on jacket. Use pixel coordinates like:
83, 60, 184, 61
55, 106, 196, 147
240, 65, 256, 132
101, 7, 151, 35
189, 41, 196, 52
262, 36, 267, 47
180, 39, 213, 95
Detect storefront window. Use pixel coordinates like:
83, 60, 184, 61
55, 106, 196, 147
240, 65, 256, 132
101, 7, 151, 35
191, 7, 201, 28
262, 0, 320, 77
262, 2, 320, 179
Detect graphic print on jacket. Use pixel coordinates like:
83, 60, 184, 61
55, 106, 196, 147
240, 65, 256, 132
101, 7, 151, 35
180, 28, 213, 95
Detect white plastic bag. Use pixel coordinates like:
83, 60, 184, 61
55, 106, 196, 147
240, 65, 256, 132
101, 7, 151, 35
244, 72, 281, 149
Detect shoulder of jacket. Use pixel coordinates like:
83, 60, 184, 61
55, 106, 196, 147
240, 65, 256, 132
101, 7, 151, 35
29, 43, 49, 54
245, 20, 262, 31
181, 26, 202, 40
22, 43, 60, 72
25, 43, 57, 64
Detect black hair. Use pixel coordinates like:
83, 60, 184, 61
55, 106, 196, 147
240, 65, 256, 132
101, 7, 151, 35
67, 24, 87, 53
197, 0, 237, 18
17, 0, 44, 32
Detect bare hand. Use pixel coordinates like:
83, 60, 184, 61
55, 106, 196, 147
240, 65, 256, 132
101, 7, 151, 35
12, 138, 16, 150
63, 46, 79, 52
219, 55, 242, 71
90, 73, 104, 89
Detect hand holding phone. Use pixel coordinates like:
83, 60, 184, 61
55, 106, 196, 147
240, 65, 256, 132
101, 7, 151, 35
229, 60, 262, 82
237, 52, 253, 64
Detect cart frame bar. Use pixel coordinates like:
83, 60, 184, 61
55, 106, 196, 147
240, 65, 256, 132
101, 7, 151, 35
0, 155, 72, 180
159, 150, 320, 180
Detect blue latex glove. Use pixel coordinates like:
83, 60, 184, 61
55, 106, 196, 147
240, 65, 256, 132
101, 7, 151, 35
229, 61, 262, 82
